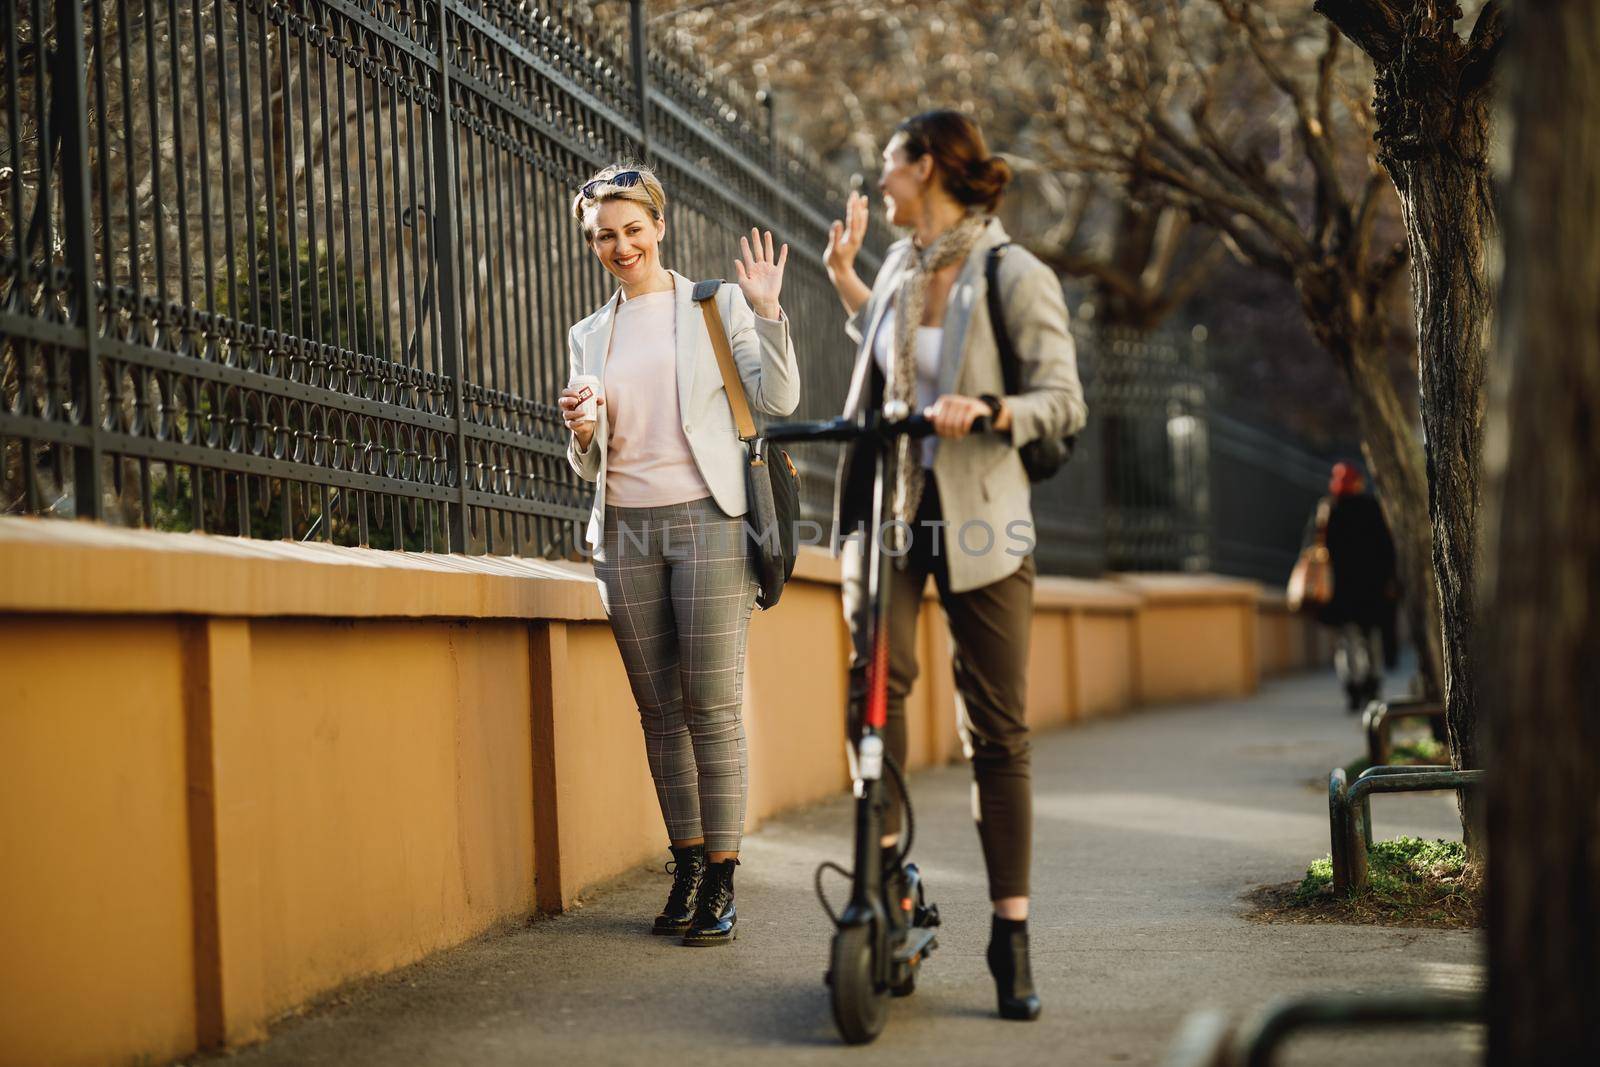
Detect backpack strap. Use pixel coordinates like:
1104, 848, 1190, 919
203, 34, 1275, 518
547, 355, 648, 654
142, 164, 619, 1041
986, 244, 1022, 397
693, 280, 758, 442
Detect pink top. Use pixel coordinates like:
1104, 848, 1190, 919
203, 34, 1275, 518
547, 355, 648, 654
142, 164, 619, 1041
602, 289, 713, 508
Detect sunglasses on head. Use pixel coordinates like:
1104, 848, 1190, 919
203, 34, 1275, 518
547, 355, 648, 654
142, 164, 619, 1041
580, 170, 643, 200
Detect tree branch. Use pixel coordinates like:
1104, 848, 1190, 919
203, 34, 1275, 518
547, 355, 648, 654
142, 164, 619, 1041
1127, 163, 1296, 278
1461, 0, 1508, 99
1149, 240, 1230, 320
1219, 1, 1352, 249
1033, 247, 1149, 305
1198, 204, 1295, 278
1368, 239, 1410, 304
1313, 0, 1406, 66
1145, 113, 1309, 259
1352, 169, 1389, 265
1316, 24, 1339, 157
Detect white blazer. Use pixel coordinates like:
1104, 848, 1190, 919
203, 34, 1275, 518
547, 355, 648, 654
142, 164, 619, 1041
566, 270, 799, 551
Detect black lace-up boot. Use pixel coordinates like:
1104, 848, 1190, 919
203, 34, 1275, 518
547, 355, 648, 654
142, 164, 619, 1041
652, 844, 706, 936
682, 858, 737, 946
986, 915, 1042, 1021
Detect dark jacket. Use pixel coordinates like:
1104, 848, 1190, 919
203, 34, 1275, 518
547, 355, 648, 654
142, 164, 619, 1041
1311, 492, 1397, 627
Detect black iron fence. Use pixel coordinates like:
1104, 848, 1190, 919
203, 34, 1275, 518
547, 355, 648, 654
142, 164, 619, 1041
1, 0, 1329, 584
0, 0, 878, 556
1094, 326, 1214, 575
1206, 410, 1332, 583
1030, 324, 1330, 583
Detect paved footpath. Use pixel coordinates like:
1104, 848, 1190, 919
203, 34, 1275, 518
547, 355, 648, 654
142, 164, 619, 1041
196, 672, 1482, 1066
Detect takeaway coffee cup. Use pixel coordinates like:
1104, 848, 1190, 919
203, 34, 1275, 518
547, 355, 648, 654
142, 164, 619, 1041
568, 375, 600, 424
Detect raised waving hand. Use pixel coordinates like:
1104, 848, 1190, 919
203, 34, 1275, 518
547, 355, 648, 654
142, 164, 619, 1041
735, 227, 787, 320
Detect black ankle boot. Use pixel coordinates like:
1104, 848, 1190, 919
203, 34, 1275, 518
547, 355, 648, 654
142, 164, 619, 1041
652, 844, 706, 936
682, 858, 737, 946
986, 916, 1042, 1021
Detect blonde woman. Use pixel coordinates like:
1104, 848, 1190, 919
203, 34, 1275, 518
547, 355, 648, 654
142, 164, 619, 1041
558, 163, 797, 946
823, 111, 1087, 1019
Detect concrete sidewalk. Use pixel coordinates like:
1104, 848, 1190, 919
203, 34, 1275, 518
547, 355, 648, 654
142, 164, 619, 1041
194, 672, 1482, 1066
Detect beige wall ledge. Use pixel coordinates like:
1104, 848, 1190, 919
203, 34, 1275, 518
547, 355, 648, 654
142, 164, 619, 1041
0, 516, 607, 621
0, 523, 1168, 620
792, 544, 1142, 614
1112, 571, 1265, 605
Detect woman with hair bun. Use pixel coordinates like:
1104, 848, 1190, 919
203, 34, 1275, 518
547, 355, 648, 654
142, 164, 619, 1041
823, 110, 1087, 1021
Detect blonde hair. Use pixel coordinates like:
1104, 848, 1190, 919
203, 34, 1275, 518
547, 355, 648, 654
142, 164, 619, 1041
571, 162, 667, 242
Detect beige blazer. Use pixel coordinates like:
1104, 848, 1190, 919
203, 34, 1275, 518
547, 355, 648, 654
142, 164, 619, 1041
567, 270, 798, 551
833, 218, 1088, 593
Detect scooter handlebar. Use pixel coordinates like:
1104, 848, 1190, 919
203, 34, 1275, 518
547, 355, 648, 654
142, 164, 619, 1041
762, 411, 992, 444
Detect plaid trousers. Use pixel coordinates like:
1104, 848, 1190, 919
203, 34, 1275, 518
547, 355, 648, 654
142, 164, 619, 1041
593, 496, 758, 854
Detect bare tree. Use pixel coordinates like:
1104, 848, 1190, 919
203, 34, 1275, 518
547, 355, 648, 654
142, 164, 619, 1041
644, 1, 1228, 331
1483, 0, 1600, 1058
1313, 0, 1504, 852
1007, 167, 1228, 332
1032, 0, 1446, 699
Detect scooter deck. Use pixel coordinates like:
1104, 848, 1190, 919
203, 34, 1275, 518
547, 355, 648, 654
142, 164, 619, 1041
892, 926, 940, 965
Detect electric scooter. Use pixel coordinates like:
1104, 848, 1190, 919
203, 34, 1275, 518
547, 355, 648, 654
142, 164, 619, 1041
763, 402, 988, 1045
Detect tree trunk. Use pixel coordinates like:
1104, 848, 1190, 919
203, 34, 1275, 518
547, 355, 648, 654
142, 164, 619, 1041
1317, 0, 1504, 851
1485, 0, 1600, 1058
1344, 335, 1443, 700
1387, 140, 1493, 758
1366, 9, 1502, 856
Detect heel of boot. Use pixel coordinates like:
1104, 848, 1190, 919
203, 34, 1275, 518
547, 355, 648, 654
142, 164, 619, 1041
986, 916, 1042, 1022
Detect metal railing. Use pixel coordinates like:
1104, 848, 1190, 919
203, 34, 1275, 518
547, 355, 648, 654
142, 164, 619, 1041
1082, 326, 1332, 582
1, 0, 1331, 582
1327, 764, 1485, 893
1363, 697, 1447, 767
1208, 410, 1332, 583
1160, 993, 1484, 1067
1094, 326, 1215, 574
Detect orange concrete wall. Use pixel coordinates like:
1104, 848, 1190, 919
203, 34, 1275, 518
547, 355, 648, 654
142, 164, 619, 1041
1116, 574, 1261, 705
1255, 591, 1325, 677
533, 620, 658, 909
1026, 610, 1076, 730
1072, 611, 1140, 717
0, 518, 1317, 1065
0, 617, 198, 1067
907, 597, 962, 770
236, 619, 537, 1032
1258, 601, 1292, 676
745, 578, 853, 823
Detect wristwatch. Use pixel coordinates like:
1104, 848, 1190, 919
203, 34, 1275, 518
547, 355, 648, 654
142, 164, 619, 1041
978, 393, 1014, 439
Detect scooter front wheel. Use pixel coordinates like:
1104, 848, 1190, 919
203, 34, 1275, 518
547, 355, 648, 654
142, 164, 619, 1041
829, 923, 888, 1044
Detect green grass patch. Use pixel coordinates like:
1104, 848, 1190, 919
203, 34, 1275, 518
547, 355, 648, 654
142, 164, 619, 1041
1248, 836, 1481, 928
1392, 737, 1448, 763
1340, 737, 1450, 781
1295, 836, 1465, 901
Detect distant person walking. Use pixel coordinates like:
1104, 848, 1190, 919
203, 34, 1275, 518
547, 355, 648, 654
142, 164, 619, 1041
559, 162, 798, 946
1304, 462, 1398, 711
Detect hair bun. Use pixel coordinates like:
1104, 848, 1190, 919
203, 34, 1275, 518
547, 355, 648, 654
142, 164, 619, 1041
965, 155, 1012, 208
978, 155, 1013, 185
